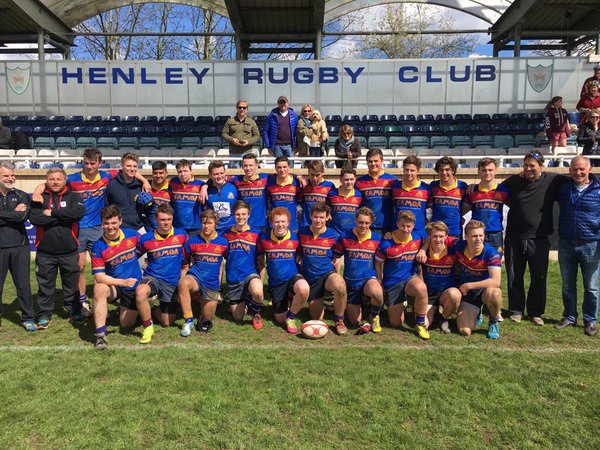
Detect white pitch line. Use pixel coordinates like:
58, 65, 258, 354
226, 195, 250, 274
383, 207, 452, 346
0, 342, 599, 354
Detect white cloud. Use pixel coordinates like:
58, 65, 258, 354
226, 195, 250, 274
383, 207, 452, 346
0, 44, 64, 61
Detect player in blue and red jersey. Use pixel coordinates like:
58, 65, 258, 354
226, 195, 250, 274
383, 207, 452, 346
454, 220, 503, 339
298, 202, 347, 335
90, 205, 143, 349
391, 155, 432, 240
147, 161, 170, 229
265, 156, 302, 232
258, 207, 309, 334
169, 159, 205, 235
419, 221, 462, 334
463, 158, 510, 255
299, 160, 335, 229
327, 166, 362, 234
229, 153, 270, 230
205, 160, 238, 233
178, 210, 228, 336
429, 156, 468, 238
333, 207, 384, 333
375, 211, 430, 339
355, 148, 397, 234
222, 200, 265, 330
135, 204, 188, 344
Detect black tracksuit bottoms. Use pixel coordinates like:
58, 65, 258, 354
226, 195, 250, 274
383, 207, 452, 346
35, 250, 81, 320
0, 245, 34, 322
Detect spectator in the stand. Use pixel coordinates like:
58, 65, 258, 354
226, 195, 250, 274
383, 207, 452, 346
0, 118, 11, 149
221, 100, 259, 169
263, 95, 298, 158
555, 156, 600, 336
544, 96, 570, 153
576, 81, 600, 125
580, 64, 600, 98
577, 108, 600, 167
307, 110, 328, 159
334, 124, 361, 169
296, 103, 314, 160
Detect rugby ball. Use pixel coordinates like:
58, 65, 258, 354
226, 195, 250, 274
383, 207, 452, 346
301, 320, 329, 339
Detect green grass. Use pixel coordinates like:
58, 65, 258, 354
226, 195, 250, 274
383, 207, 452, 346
0, 262, 598, 449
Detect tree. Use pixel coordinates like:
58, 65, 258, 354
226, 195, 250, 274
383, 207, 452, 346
360, 4, 478, 59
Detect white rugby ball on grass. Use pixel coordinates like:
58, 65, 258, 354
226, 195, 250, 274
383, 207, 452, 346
301, 320, 329, 339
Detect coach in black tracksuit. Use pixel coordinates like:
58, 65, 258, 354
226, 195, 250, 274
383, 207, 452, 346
30, 168, 85, 324
0, 163, 35, 326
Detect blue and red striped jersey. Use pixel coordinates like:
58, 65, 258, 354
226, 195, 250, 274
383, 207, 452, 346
334, 229, 381, 288
453, 240, 501, 284
421, 245, 458, 295
355, 172, 396, 230
298, 226, 340, 282
222, 226, 261, 283
184, 233, 228, 291
429, 179, 467, 236
169, 177, 205, 231
391, 180, 432, 238
138, 227, 188, 286
258, 230, 300, 286
266, 175, 301, 231
67, 170, 116, 228
299, 180, 335, 228
463, 183, 510, 233
327, 187, 362, 234
375, 234, 421, 290
90, 227, 142, 291
229, 173, 269, 228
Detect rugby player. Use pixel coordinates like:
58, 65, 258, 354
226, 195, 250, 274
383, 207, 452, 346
429, 156, 468, 239
299, 160, 335, 229
135, 204, 188, 344
333, 207, 384, 333
298, 202, 348, 335
454, 220, 503, 339
222, 200, 265, 330
169, 159, 205, 236
327, 166, 362, 235
178, 210, 228, 336
375, 211, 430, 339
258, 207, 309, 333
265, 156, 302, 232
90, 205, 143, 349
391, 155, 432, 239
205, 160, 238, 233
355, 148, 397, 234
228, 153, 270, 230
147, 160, 170, 229
419, 221, 462, 334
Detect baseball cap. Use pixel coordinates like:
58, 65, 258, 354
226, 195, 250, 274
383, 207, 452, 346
277, 95, 288, 104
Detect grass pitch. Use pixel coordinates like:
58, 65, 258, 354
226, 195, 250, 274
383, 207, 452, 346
0, 262, 598, 449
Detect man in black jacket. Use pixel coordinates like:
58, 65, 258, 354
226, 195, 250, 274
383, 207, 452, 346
0, 163, 35, 330
30, 168, 85, 328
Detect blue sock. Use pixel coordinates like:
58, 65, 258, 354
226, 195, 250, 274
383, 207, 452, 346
416, 314, 426, 325
251, 300, 263, 315
95, 325, 108, 335
489, 315, 499, 324
185, 317, 194, 324
287, 310, 296, 320
79, 294, 87, 303
370, 305, 381, 317
335, 314, 345, 321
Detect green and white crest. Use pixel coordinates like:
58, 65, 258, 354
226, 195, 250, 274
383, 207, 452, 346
6, 65, 32, 95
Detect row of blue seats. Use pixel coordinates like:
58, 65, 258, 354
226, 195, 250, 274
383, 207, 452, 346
26, 133, 552, 151
1, 112, 558, 128
8, 125, 225, 138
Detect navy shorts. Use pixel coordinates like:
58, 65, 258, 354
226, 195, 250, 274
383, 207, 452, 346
308, 271, 336, 302
187, 273, 221, 302
269, 274, 305, 314
485, 231, 504, 256
384, 276, 416, 307
227, 273, 261, 305
115, 287, 137, 311
78, 226, 103, 252
346, 277, 378, 306
462, 288, 485, 308
140, 275, 178, 311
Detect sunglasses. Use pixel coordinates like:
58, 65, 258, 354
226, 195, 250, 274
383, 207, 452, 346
591, 116, 600, 119
237, 106, 247, 110
525, 151, 544, 164
303, 109, 312, 113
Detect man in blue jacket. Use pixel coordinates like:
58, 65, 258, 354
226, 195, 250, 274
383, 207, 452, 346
262, 95, 298, 158
555, 155, 600, 336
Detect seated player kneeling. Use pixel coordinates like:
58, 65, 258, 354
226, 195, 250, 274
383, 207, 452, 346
375, 211, 430, 340
333, 207, 384, 333
419, 221, 462, 334
135, 204, 188, 344
178, 210, 228, 336
222, 200, 265, 330
299, 202, 348, 335
91, 205, 144, 350
455, 220, 503, 339
259, 207, 310, 334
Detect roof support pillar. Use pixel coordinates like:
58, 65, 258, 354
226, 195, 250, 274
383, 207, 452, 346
314, 29, 322, 59
37, 28, 45, 60
513, 23, 521, 57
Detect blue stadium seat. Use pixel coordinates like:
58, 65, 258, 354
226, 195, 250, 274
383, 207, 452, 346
159, 116, 177, 126
47, 115, 65, 126
109, 126, 128, 137
118, 137, 139, 149
356, 136, 368, 148
28, 115, 47, 127
529, 112, 545, 125
34, 137, 55, 149
55, 137, 76, 149
201, 136, 222, 149
157, 126, 177, 136
343, 115, 361, 124
398, 115, 416, 126
11, 126, 32, 135
455, 122, 475, 134
214, 116, 229, 126
488, 122, 510, 135
568, 112, 580, 124
90, 126, 110, 138
196, 116, 214, 126
140, 116, 158, 127
511, 113, 529, 123
51, 126, 70, 137
451, 135, 473, 148
361, 115, 379, 126
84, 115, 103, 126
76, 137, 97, 148
177, 116, 196, 126
492, 113, 510, 124
473, 114, 492, 125
493, 134, 514, 149
11, 115, 29, 126
367, 136, 388, 149
325, 115, 341, 125
403, 125, 423, 136
417, 114, 435, 126
509, 122, 530, 135
473, 135, 493, 148
180, 136, 201, 149
364, 125, 384, 136
430, 136, 451, 148
129, 126, 148, 137
435, 114, 454, 124
31, 126, 52, 137
103, 115, 121, 126
350, 125, 364, 136
388, 136, 409, 149
380, 115, 398, 125
454, 114, 472, 124
97, 137, 118, 149
441, 124, 459, 135
409, 135, 430, 148
327, 125, 340, 137
422, 125, 442, 136
122, 115, 139, 126
65, 115, 84, 126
